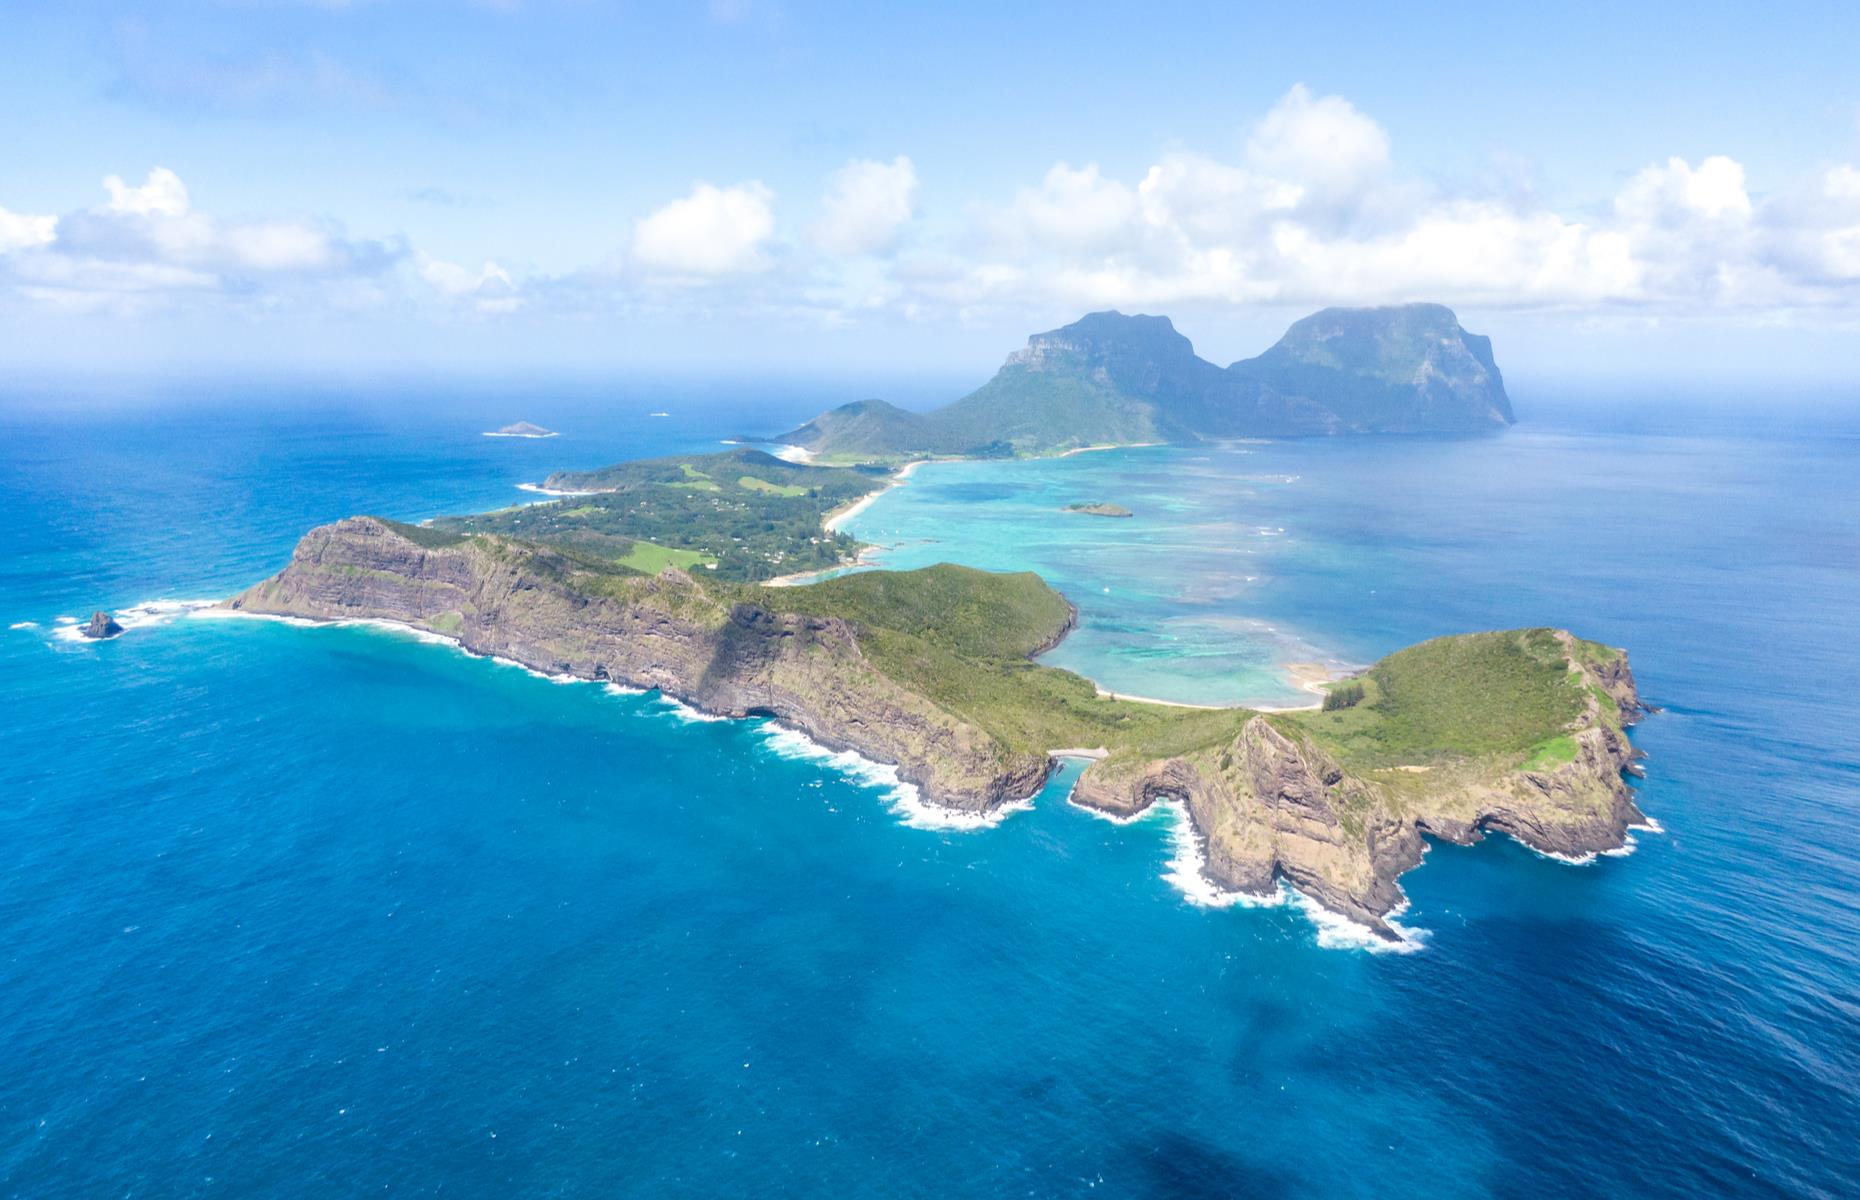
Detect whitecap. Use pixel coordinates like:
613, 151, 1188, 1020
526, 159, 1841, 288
9, 621, 38, 630
192, 608, 317, 628
1290, 889, 1428, 954
49, 598, 220, 641
515, 482, 600, 498
1153, 800, 1283, 909
1530, 845, 1598, 866
654, 695, 728, 723
1630, 816, 1665, 835
756, 722, 1027, 832
601, 682, 646, 697
1067, 797, 1151, 827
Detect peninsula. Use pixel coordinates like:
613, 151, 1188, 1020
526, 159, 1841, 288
228, 514, 1646, 940
227, 304, 1646, 940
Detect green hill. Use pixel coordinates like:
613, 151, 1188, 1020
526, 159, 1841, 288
772, 303, 1514, 459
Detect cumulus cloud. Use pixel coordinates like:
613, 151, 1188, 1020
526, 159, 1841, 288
0, 167, 405, 313
887, 86, 1860, 321
812, 156, 917, 257
1244, 83, 1392, 226
8, 87, 1860, 335
0, 206, 56, 253
632, 182, 775, 278
419, 256, 522, 313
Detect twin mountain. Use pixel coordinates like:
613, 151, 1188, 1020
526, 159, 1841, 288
773, 303, 1513, 458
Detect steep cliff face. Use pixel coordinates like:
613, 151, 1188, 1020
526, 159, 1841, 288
231, 520, 1646, 940
227, 518, 1048, 811
1218, 303, 1514, 434
1071, 640, 1645, 937
773, 303, 1515, 459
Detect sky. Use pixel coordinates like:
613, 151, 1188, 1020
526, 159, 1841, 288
4, 0, 1860, 386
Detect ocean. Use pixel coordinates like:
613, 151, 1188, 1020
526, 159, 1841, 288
1, 380, 1856, 1197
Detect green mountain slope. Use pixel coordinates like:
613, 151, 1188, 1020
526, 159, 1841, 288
773, 303, 1514, 459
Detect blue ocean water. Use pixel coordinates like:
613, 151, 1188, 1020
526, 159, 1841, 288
2, 383, 1857, 1197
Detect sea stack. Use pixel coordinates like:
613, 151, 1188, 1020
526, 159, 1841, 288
82, 611, 123, 639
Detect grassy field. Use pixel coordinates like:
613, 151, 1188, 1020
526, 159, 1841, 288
1283, 629, 1591, 770
738, 475, 808, 497
615, 541, 716, 574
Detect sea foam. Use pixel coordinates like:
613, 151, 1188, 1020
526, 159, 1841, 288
1078, 791, 1428, 951
49, 599, 219, 641
755, 722, 1029, 832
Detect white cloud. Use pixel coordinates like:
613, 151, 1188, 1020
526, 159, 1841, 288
1244, 84, 1393, 226
813, 156, 917, 257
996, 162, 1140, 251
104, 166, 190, 216
0, 168, 403, 313
9, 89, 1860, 337
419, 256, 522, 314
632, 182, 775, 278
0, 206, 56, 253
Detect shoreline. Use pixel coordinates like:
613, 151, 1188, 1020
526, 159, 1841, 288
1057, 441, 1162, 458
825, 458, 925, 534
761, 459, 928, 588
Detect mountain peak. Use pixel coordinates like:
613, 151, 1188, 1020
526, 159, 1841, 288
772, 302, 1513, 458
1010, 311, 1194, 369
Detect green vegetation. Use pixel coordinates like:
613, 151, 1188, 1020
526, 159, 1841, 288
1520, 735, 1579, 773
1321, 680, 1366, 711
615, 541, 716, 574
432, 448, 886, 582
378, 518, 468, 550
752, 565, 1251, 759
768, 304, 1511, 461
738, 475, 807, 497
1282, 629, 1591, 771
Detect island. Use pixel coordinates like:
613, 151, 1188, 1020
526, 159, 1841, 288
483, 421, 557, 439
227, 304, 1648, 941
1064, 502, 1133, 518
81, 611, 123, 639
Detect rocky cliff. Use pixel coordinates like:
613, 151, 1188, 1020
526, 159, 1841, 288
1071, 633, 1646, 937
230, 519, 1645, 941
226, 517, 1050, 810
774, 303, 1515, 459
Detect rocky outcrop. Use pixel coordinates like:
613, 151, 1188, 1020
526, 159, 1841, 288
225, 518, 1048, 811
1072, 642, 1646, 940
82, 611, 123, 639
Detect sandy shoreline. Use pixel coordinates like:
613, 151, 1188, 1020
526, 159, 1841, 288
824, 458, 925, 533
760, 460, 927, 588
1093, 660, 1336, 713
1057, 441, 1162, 457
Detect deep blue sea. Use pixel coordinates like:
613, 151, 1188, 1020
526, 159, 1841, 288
2, 380, 1857, 1197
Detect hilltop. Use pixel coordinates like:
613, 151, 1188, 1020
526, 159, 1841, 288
773, 303, 1513, 460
